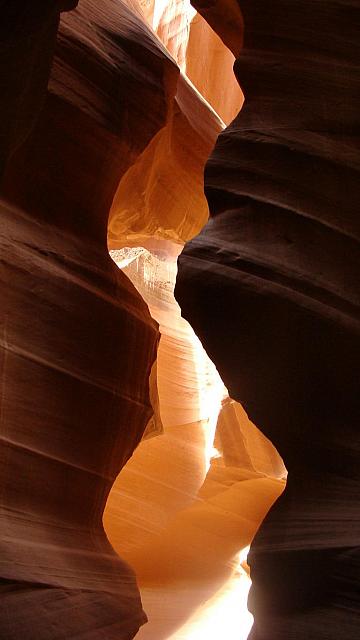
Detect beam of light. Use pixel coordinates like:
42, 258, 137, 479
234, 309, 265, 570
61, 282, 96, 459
239, 545, 251, 567
166, 549, 253, 640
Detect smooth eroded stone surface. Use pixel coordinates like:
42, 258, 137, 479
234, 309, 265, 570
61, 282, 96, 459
0, 2, 79, 173
105, 244, 285, 639
0, 1, 247, 637
176, 1, 360, 638
0, 1, 185, 636
108, 73, 224, 247
0, 200, 157, 640
186, 11, 243, 124
107, 0, 244, 250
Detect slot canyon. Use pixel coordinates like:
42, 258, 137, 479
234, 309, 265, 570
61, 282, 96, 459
0, 1, 358, 639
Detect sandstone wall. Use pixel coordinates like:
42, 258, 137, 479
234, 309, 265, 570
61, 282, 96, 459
176, 1, 360, 638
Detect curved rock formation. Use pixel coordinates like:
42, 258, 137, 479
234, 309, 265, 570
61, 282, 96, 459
0, 2, 246, 637
186, 10, 243, 124
3, 0, 356, 638
0, 1, 176, 637
176, 1, 360, 638
105, 244, 285, 639
0, 199, 157, 639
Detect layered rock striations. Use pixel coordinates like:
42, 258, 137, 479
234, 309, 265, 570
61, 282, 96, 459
0, 1, 178, 637
2, 0, 349, 638
103, 5, 285, 635
0, 2, 79, 172
105, 245, 285, 639
176, 1, 360, 638
0, 1, 248, 637
0, 199, 157, 638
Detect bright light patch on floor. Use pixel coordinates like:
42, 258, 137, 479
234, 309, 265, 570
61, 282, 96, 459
166, 556, 253, 640
172, 580, 253, 640
136, 548, 253, 640
138, 560, 253, 640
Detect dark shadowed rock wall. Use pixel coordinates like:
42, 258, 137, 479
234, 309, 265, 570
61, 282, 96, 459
0, 1, 181, 637
176, 1, 360, 638
0, 1, 79, 173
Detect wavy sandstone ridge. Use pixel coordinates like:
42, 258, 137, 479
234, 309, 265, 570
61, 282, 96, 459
106, 245, 285, 640
176, 1, 360, 639
0, 1, 170, 637
0, 1, 255, 638
1, 1, 357, 639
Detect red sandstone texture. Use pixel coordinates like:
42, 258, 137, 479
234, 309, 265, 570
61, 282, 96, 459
0, 2, 167, 637
0, 1, 247, 637
176, 1, 360, 638
0, 1, 358, 639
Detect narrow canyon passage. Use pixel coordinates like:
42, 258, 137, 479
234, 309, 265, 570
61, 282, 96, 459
0, 1, 358, 639
0, 2, 285, 637
104, 3, 285, 635
176, 2, 360, 639
105, 245, 285, 639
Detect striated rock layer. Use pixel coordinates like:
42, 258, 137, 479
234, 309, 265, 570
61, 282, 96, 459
176, 1, 360, 638
4, 0, 357, 637
0, 1, 245, 637
0, 1, 181, 637
0, 200, 157, 639
0, 1, 79, 172
106, 245, 285, 639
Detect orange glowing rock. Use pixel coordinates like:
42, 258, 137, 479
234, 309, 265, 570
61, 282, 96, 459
105, 246, 285, 638
1, 1, 287, 639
